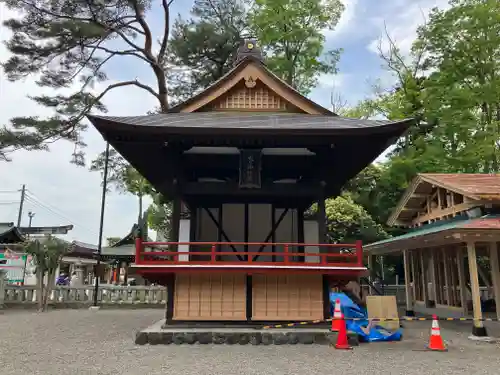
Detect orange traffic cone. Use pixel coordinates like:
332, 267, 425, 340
427, 315, 447, 351
331, 298, 343, 332
334, 311, 352, 350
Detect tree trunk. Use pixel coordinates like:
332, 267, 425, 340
36, 267, 44, 311
42, 269, 56, 311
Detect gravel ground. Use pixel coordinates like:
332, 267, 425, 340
1, 309, 500, 375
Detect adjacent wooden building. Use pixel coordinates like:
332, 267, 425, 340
88, 40, 412, 324
365, 173, 500, 337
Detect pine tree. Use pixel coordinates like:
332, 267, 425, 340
0, 0, 175, 164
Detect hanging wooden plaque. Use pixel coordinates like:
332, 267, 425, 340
239, 149, 262, 188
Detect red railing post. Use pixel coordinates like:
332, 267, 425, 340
211, 244, 216, 263
355, 240, 363, 266
284, 244, 289, 264
135, 237, 143, 265
320, 247, 327, 265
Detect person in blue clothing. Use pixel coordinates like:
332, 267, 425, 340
56, 273, 69, 286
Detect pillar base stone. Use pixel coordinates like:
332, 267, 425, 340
471, 325, 488, 337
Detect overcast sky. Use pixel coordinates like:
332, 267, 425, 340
0, 0, 449, 244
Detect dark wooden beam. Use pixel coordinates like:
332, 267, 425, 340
252, 208, 289, 261
185, 195, 314, 208
203, 207, 245, 261
183, 181, 320, 197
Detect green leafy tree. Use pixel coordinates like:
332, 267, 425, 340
414, 0, 500, 172
0, 0, 176, 163
24, 236, 69, 311
166, 0, 249, 105
90, 148, 154, 216
310, 194, 388, 245
106, 237, 121, 247
147, 194, 173, 240
247, 0, 344, 94
90, 148, 172, 238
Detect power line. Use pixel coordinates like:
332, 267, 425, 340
23, 193, 99, 237
0, 202, 18, 205
0, 190, 18, 194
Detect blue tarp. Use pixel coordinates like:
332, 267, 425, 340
330, 292, 403, 343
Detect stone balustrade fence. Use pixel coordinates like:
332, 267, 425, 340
1, 281, 167, 308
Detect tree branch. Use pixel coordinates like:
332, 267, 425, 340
129, 0, 154, 56
18, 0, 147, 56
158, 0, 172, 63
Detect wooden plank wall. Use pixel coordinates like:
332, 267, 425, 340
173, 274, 246, 320
252, 274, 323, 321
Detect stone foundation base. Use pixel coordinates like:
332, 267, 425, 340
135, 330, 359, 346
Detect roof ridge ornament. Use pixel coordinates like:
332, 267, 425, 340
235, 39, 264, 66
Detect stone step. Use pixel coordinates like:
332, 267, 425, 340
135, 330, 359, 346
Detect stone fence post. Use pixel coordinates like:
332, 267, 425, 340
0, 269, 6, 308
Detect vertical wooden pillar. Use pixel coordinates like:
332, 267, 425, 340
442, 248, 452, 306
467, 242, 488, 337
217, 204, 223, 257
419, 250, 428, 306
244, 203, 252, 321
297, 208, 305, 263
317, 195, 327, 244
456, 247, 468, 315
489, 241, 500, 321
410, 250, 417, 303
270, 204, 275, 262
450, 250, 459, 306
165, 273, 176, 323
367, 254, 373, 294
171, 197, 181, 249
166, 196, 181, 324
189, 205, 197, 242
403, 250, 414, 316
429, 250, 439, 307
322, 275, 330, 319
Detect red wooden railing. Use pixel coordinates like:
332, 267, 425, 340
134, 238, 364, 268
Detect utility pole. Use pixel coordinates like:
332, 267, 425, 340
17, 184, 26, 227
93, 142, 110, 308
22, 211, 35, 286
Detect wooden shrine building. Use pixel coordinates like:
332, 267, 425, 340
365, 173, 500, 337
88, 40, 412, 323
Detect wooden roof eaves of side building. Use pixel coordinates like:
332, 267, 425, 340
366, 214, 500, 255
386, 173, 496, 227
386, 174, 425, 227
167, 56, 334, 116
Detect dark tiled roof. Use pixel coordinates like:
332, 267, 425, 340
0, 223, 25, 244
88, 113, 412, 133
